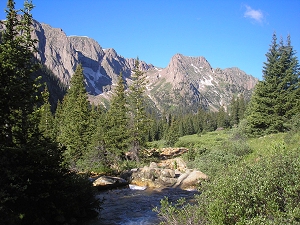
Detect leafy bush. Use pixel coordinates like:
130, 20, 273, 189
157, 142, 300, 225
185, 134, 252, 177
154, 197, 206, 225
205, 149, 300, 224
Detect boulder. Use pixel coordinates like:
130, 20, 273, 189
158, 157, 187, 171
130, 161, 207, 189
174, 169, 208, 189
93, 176, 129, 190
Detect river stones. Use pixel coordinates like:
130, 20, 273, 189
93, 176, 129, 190
130, 161, 207, 190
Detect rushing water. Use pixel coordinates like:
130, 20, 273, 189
88, 186, 199, 225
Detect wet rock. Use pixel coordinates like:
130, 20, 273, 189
93, 176, 129, 190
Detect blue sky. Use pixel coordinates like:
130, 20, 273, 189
1, 0, 299, 80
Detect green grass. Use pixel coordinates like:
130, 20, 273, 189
245, 132, 286, 162
175, 130, 229, 149
155, 129, 300, 224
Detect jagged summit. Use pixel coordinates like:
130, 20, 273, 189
0, 20, 258, 112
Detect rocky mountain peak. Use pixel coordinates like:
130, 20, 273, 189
104, 48, 118, 58
0, 19, 258, 112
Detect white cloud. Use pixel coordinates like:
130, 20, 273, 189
244, 5, 264, 23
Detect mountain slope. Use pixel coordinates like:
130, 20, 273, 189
1, 20, 258, 112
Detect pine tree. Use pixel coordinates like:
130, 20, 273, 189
38, 85, 55, 139
105, 73, 130, 168
57, 64, 90, 169
0, 1, 99, 223
245, 33, 300, 135
229, 94, 246, 126
217, 105, 229, 128
165, 118, 180, 146
278, 35, 300, 120
0, 0, 38, 147
128, 58, 149, 162
237, 94, 246, 122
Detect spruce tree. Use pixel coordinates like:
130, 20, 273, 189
38, 86, 55, 139
57, 64, 90, 169
217, 105, 228, 128
128, 58, 149, 162
246, 33, 300, 135
0, 1, 99, 223
105, 72, 130, 168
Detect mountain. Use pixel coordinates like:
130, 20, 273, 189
145, 54, 258, 112
1, 20, 258, 113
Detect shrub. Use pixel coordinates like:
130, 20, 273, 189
157, 135, 300, 224
206, 149, 300, 224
154, 197, 206, 225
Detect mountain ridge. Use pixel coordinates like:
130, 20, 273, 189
1, 19, 259, 112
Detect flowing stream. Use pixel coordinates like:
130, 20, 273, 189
88, 186, 199, 225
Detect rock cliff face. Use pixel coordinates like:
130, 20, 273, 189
1, 20, 258, 112
146, 54, 258, 112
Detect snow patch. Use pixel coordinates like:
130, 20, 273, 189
200, 75, 214, 86
147, 94, 153, 101
83, 67, 104, 95
191, 63, 201, 73
69, 35, 90, 38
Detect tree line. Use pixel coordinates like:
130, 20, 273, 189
39, 57, 248, 173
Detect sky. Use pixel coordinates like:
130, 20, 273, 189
1, 0, 299, 80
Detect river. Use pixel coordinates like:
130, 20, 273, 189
88, 185, 199, 225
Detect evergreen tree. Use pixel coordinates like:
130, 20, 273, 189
38, 86, 55, 139
0, 1, 99, 223
278, 35, 300, 120
128, 58, 149, 162
229, 94, 246, 126
246, 33, 300, 135
57, 64, 90, 169
229, 96, 239, 126
83, 104, 108, 172
165, 118, 180, 146
237, 94, 246, 122
217, 105, 229, 128
105, 73, 130, 168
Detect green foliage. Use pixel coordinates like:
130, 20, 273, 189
216, 105, 230, 128
205, 148, 300, 224
154, 197, 206, 225
104, 73, 130, 168
245, 33, 300, 136
0, 2, 100, 224
157, 130, 300, 225
164, 119, 180, 147
38, 86, 55, 139
56, 64, 91, 169
128, 58, 150, 161
229, 94, 246, 126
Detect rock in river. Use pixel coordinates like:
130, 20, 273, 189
93, 176, 129, 190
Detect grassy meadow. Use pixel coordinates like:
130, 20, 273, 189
155, 128, 300, 224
